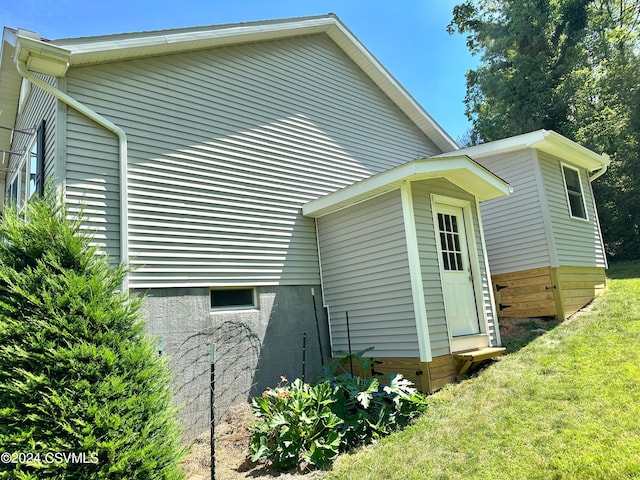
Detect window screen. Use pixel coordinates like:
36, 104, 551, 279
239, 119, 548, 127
210, 288, 256, 310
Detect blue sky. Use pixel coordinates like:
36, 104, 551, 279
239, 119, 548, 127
0, 0, 477, 141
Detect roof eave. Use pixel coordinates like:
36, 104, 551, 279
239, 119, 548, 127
439, 129, 610, 171
0, 28, 21, 162
53, 14, 457, 153
302, 156, 510, 218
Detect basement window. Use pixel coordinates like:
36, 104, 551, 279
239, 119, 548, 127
210, 287, 257, 311
562, 164, 588, 220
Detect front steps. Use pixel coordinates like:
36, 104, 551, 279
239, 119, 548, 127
454, 347, 506, 376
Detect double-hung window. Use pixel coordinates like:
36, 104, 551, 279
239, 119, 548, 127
5, 120, 45, 209
562, 164, 587, 220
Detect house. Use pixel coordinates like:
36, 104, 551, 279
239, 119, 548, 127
0, 14, 606, 440
438, 131, 610, 319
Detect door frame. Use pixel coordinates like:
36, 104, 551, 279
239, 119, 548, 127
430, 194, 490, 353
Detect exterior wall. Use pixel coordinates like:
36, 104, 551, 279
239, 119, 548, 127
491, 265, 607, 319
3, 74, 57, 203
140, 285, 329, 440
411, 179, 500, 353
537, 151, 607, 268
316, 189, 420, 358
63, 34, 441, 287
474, 150, 552, 275
551, 265, 607, 319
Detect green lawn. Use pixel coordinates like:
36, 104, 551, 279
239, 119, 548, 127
324, 260, 640, 480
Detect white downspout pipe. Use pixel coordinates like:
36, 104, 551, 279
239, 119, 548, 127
15, 59, 130, 292
589, 162, 609, 182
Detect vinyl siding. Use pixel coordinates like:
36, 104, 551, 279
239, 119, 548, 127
63, 34, 440, 287
474, 150, 552, 275
4, 75, 57, 202
317, 190, 419, 358
538, 152, 607, 268
412, 179, 499, 354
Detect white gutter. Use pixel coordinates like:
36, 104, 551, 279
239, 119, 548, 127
588, 155, 610, 182
14, 35, 130, 291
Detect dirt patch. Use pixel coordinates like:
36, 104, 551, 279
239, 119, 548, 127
498, 316, 562, 353
181, 403, 324, 480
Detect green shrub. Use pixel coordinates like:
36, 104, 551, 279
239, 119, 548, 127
0, 194, 185, 479
249, 377, 343, 470
249, 350, 429, 471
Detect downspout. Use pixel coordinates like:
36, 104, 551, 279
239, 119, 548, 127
15, 56, 130, 292
589, 159, 609, 182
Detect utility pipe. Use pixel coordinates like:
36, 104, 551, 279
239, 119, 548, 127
15, 55, 130, 292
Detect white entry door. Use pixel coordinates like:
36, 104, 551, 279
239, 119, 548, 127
435, 203, 481, 338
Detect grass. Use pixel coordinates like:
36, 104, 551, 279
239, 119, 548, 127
323, 260, 640, 480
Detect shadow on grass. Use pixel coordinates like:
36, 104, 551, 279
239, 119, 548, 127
498, 316, 562, 354
606, 260, 640, 280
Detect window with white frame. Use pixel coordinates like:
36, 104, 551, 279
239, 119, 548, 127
562, 164, 587, 220
5, 120, 45, 209
210, 287, 257, 311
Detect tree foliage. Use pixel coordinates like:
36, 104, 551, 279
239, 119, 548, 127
449, 0, 640, 260
0, 193, 185, 479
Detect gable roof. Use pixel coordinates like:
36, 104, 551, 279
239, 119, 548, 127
0, 14, 457, 157
303, 155, 511, 218
436, 129, 610, 173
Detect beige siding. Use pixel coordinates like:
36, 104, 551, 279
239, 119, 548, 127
538, 152, 607, 268
63, 34, 440, 287
412, 179, 499, 354
474, 150, 552, 275
4, 75, 56, 202
317, 190, 419, 358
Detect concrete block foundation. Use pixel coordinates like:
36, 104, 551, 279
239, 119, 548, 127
139, 285, 330, 440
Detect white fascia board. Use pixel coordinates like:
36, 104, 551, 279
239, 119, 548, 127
302, 156, 510, 218
58, 16, 335, 65
50, 14, 457, 153
0, 28, 21, 154
439, 129, 610, 172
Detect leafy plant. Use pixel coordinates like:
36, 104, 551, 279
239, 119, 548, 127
249, 377, 343, 470
249, 349, 429, 471
0, 192, 184, 479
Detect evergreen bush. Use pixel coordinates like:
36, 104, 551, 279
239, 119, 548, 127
0, 193, 184, 479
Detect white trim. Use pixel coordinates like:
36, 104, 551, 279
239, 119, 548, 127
450, 334, 490, 352
431, 194, 489, 354
313, 218, 335, 356
303, 157, 510, 218
561, 163, 589, 222
437, 129, 610, 173
532, 150, 559, 268
474, 200, 502, 347
401, 181, 431, 362
13, 15, 456, 153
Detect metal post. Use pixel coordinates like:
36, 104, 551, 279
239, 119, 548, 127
302, 333, 307, 382
210, 344, 215, 480
345, 311, 354, 377
311, 288, 325, 367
